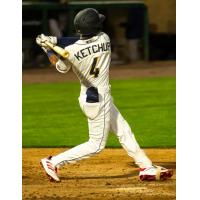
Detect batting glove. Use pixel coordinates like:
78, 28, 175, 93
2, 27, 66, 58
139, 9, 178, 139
36, 34, 57, 47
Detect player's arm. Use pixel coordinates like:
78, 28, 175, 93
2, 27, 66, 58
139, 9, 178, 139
42, 47, 71, 74
36, 35, 71, 73
41, 47, 58, 65
36, 33, 79, 48
57, 37, 79, 48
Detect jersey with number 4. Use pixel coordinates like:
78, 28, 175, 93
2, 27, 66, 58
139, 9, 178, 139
64, 32, 111, 88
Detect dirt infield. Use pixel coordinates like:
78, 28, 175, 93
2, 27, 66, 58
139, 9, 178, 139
23, 148, 176, 200
22, 61, 176, 84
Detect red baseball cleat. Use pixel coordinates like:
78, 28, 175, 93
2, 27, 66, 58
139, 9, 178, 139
139, 165, 173, 181
40, 156, 60, 182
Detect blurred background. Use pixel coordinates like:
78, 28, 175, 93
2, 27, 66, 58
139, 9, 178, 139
22, 0, 176, 67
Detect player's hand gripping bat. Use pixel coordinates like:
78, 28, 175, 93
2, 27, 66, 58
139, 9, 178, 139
44, 41, 69, 59
36, 34, 69, 59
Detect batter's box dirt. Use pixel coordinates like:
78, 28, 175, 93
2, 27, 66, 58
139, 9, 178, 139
22, 148, 176, 200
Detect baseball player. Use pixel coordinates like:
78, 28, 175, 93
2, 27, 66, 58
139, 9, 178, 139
36, 8, 173, 182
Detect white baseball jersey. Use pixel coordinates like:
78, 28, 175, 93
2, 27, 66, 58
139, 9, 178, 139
52, 32, 152, 170
56, 32, 111, 89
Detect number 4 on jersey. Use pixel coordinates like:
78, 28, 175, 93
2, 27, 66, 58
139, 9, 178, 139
90, 57, 99, 78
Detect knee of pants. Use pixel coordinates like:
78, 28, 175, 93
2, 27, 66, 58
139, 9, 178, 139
88, 138, 106, 154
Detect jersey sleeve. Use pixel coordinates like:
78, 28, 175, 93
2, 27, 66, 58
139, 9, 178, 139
64, 44, 76, 64
55, 59, 71, 74
102, 32, 110, 42
57, 37, 79, 48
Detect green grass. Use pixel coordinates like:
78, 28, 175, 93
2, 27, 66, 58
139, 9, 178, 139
22, 77, 176, 148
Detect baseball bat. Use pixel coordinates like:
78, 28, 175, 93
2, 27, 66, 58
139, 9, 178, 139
44, 41, 69, 58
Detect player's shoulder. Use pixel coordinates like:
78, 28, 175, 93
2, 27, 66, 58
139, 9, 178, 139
64, 32, 110, 52
64, 43, 77, 53
100, 32, 110, 41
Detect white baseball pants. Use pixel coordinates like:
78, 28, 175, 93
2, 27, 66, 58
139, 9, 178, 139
51, 86, 152, 169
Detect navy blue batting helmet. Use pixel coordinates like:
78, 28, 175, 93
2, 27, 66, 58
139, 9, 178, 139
74, 8, 105, 36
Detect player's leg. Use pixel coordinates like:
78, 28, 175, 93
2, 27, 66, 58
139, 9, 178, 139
41, 92, 111, 181
110, 102, 173, 180
50, 117, 110, 169
110, 102, 152, 168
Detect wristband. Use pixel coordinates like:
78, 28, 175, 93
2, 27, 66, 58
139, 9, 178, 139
47, 50, 54, 57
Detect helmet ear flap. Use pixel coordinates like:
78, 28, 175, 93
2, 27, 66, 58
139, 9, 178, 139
74, 16, 80, 33
99, 14, 105, 23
